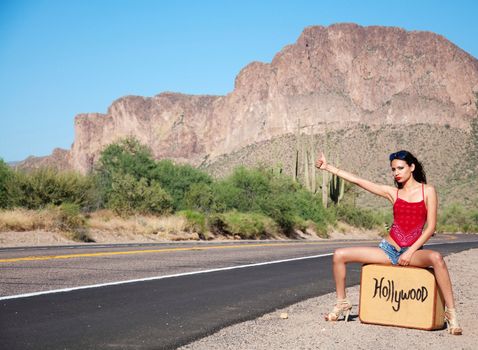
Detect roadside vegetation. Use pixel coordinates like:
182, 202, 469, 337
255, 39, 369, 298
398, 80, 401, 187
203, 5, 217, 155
0, 139, 476, 243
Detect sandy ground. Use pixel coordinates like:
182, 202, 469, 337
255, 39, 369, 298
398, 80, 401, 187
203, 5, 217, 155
0, 230, 206, 247
179, 249, 477, 350
0, 224, 382, 247
0, 230, 75, 246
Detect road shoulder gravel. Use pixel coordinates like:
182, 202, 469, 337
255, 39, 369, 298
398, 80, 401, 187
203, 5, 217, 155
180, 248, 477, 350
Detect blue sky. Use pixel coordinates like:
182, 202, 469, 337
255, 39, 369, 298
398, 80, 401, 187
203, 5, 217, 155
1, 0, 477, 162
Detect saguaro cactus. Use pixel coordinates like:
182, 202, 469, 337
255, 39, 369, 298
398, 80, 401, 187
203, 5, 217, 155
293, 119, 300, 182
303, 138, 310, 191
309, 127, 317, 193
329, 172, 345, 204
322, 171, 328, 207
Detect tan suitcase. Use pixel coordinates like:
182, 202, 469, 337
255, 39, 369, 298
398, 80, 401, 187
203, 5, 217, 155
359, 264, 445, 330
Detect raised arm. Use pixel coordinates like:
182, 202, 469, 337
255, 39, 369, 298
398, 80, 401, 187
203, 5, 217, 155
315, 152, 396, 203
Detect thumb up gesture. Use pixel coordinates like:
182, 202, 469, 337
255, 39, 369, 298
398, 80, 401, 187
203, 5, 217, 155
315, 152, 327, 170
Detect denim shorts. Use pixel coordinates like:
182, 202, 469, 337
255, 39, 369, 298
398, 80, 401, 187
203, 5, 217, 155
378, 239, 422, 265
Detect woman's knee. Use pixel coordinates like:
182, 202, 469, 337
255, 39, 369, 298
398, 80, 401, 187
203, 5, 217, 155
333, 248, 347, 263
430, 251, 445, 268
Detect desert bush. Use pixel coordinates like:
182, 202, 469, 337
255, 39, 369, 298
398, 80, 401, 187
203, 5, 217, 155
292, 217, 329, 238
183, 183, 215, 213
95, 137, 158, 206
214, 166, 271, 212
0, 159, 15, 208
208, 211, 279, 239
52, 203, 93, 242
437, 203, 478, 233
212, 167, 332, 234
289, 189, 333, 235
332, 204, 388, 231
53, 203, 85, 231
107, 173, 173, 216
11, 168, 98, 210
95, 138, 213, 212
210, 180, 242, 212
150, 159, 213, 210
96, 137, 157, 179
178, 210, 208, 238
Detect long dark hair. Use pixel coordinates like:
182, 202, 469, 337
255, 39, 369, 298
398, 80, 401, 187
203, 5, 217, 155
389, 150, 427, 188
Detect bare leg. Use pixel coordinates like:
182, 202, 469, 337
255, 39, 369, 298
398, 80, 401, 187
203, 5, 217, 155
409, 250, 456, 308
333, 247, 391, 299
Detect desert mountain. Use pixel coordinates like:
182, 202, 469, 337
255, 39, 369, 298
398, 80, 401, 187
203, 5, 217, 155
20, 23, 478, 207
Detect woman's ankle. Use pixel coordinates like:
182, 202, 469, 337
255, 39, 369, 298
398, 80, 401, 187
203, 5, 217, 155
336, 292, 347, 300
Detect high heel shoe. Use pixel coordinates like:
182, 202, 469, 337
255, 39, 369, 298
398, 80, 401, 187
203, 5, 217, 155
324, 298, 352, 322
444, 307, 463, 335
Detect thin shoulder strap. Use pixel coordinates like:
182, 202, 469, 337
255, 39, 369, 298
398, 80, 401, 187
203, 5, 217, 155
421, 183, 425, 201
396, 188, 399, 200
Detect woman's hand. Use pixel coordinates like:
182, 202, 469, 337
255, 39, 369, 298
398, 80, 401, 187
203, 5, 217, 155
398, 249, 415, 266
315, 152, 327, 170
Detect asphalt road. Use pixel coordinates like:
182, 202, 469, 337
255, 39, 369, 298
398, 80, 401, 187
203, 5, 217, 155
1, 236, 477, 349
0, 239, 380, 297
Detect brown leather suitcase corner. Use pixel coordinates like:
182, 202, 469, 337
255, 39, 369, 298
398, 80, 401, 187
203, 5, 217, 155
359, 264, 445, 330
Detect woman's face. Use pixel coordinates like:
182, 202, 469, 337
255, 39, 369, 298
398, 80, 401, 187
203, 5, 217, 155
390, 159, 415, 184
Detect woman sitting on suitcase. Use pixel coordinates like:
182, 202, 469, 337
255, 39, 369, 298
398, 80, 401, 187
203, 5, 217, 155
315, 150, 462, 335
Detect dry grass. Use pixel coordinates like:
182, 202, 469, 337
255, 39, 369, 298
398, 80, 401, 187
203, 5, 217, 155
0, 208, 94, 242
0, 208, 384, 245
0, 208, 203, 241
87, 210, 201, 240
0, 208, 57, 231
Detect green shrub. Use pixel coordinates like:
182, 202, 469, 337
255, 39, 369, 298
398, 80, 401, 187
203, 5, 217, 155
211, 167, 276, 214
212, 167, 332, 235
437, 203, 478, 233
107, 173, 173, 216
54, 203, 85, 231
53, 203, 94, 242
96, 137, 157, 179
291, 189, 332, 236
178, 210, 208, 238
292, 218, 329, 239
13, 168, 99, 210
96, 138, 214, 212
150, 160, 213, 210
0, 159, 15, 208
184, 183, 215, 213
95, 137, 158, 205
208, 211, 279, 239
333, 204, 388, 230
257, 190, 297, 233
211, 180, 242, 212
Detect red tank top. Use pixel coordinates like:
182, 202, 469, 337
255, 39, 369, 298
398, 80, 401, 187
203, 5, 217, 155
389, 184, 428, 248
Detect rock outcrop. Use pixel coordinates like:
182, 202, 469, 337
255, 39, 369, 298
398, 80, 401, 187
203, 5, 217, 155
13, 148, 71, 172
28, 24, 478, 174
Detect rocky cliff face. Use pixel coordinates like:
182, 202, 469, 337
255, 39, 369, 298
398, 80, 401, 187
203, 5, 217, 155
33, 24, 478, 174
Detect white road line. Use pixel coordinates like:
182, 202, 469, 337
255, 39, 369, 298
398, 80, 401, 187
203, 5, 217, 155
0, 253, 333, 301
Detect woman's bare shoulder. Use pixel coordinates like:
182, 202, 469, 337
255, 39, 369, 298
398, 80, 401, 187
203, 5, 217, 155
424, 184, 437, 200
